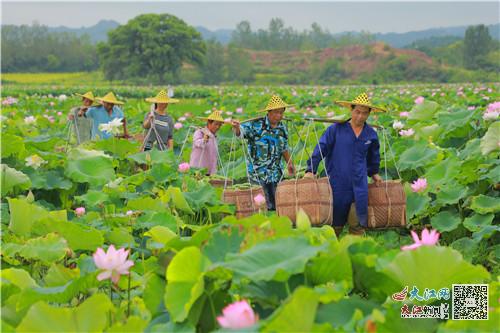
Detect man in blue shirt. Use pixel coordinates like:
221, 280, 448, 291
305, 93, 384, 236
232, 95, 295, 210
78, 92, 126, 140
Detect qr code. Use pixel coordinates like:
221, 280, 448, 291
452, 284, 488, 320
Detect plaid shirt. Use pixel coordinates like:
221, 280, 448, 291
240, 116, 289, 184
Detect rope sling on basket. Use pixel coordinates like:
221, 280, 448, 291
347, 126, 407, 229
64, 111, 92, 150
275, 119, 333, 226
221, 129, 267, 218
140, 111, 169, 152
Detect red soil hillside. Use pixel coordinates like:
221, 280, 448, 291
247, 42, 436, 79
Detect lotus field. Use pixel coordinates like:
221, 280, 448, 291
1, 83, 499, 332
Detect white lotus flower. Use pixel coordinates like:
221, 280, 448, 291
483, 111, 499, 121
392, 120, 404, 130
24, 116, 36, 124
105, 177, 123, 189
25, 154, 47, 169
99, 118, 123, 135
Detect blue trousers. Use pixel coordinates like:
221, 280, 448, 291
333, 190, 368, 227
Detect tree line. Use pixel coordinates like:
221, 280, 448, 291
230, 19, 375, 51
2, 24, 98, 72
1, 15, 498, 83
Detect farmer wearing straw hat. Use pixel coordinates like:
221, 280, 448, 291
232, 95, 295, 210
67, 91, 95, 143
142, 90, 178, 151
189, 110, 226, 175
304, 93, 384, 235
78, 92, 125, 140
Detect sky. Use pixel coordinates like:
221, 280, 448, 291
2, 1, 499, 33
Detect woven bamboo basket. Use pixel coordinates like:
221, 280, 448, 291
348, 180, 406, 228
275, 177, 333, 226
222, 186, 266, 218
209, 178, 233, 188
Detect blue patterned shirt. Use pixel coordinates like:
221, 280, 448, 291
240, 116, 289, 184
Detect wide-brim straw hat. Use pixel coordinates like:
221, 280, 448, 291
96, 92, 124, 105
259, 95, 294, 112
145, 90, 179, 104
197, 110, 227, 123
75, 91, 96, 101
335, 92, 387, 112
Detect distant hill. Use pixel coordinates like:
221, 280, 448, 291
9, 20, 500, 47
195, 26, 233, 44
48, 20, 120, 43
375, 23, 500, 47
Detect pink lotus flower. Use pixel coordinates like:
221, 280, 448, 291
401, 229, 440, 251
410, 178, 427, 193
399, 128, 415, 137
399, 111, 410, 118
126, 210, 134, 216
217, 300, 258, 329
2, 97, 18, 105
174, 122, 183, 130
178, 116, 186, 122
75, 207, 86, 216
486, 101, 500, 113
236, 107, 243, 113
254, 193, 266, 207
178, 162, 190, 173
57, 111, 63, 116
467, 106, 476, 111
414, 96, 425, 104
93, 245, 134, 284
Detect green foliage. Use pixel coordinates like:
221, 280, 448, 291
1, 83, 498, 332
226, 46, 255, 83
200, 39, 225, 84
97, 14, 205, 83
1, 24, 98, 73
16, 294, 112, 332
464, 24, 494, 70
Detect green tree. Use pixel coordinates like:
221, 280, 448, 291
226, 46, 254, 83
232, 21, 254, 48
97, 13, 205, 83
200, 39, 225, 84
317, 58, 346, 84
463, 24, 493, 70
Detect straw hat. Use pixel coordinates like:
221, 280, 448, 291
335, 93, 387, 112
145, 90, 179, 104
197, 110, 226, 123
259, 95, 294, 112
75, 91, 96, 101
96, 92, 124, 105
